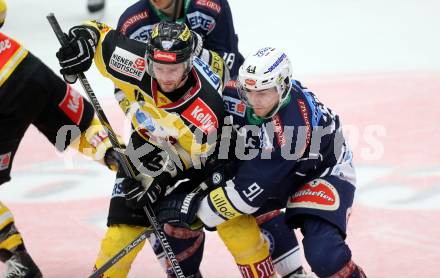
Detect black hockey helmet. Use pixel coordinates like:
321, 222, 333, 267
146, 20, 194, 65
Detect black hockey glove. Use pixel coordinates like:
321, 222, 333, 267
122, 171, 173, 209
154, 162, 232, 227
155, 191, 204, 228
104, 147, 126, 171
56, 25, 100, 83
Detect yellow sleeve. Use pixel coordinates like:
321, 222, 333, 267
68, 116, 123, 169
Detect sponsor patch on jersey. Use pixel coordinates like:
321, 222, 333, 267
195, 0, 221, 14
58, 85, 84, 125
209, 187, 240, 220
0, 38, 12, 55
111, 177, 125, 198
287, 179, 340, 211
109, 47, 146, 81
129, 25, 154, 42
153, 50, 176, 62
272, 115, 286, 147
0, 152, 11, 171
223, 95, 245, 117
225, 80, 237, 89
120, 10, 149, 35
186, 11, 216, 33
237, 264, 254, 278
182, 97, 218, 134
193, 57, 221, 90
209, 51, 224, 78
0, 33, 21, 69
254, 256, 275, 278
297, 99, 311, 146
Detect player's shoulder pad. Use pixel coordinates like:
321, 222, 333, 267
85, 20, 112, 36
291, 79, 308, 92
191, 0, 224, 17
193, 56, 222, 91
117, 1, 151, 35
103, 34, 148, 83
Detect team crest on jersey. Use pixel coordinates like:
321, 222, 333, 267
120, 10, 149, 35
223, 95, 245, 117
287, 179, 340, 211
261, 229, 275, 254
58, 85, 84, 125
0, 152, 11, 171
186, 11, 216, 33
182, 97, 218, 135
109, 47, 146, 81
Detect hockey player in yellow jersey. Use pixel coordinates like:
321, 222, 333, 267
0, 1, 121, 277
56, 20, 230, 277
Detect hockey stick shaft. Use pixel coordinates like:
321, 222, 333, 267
46, 13, 186, 278
88, 183, 207, 277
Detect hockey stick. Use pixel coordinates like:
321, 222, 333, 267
88, 181, 208, 278
46, 13, 186, 278
172, 0, 184, 21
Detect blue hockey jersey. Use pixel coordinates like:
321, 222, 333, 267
117, 0, 244, 76
197, 79, 356, 227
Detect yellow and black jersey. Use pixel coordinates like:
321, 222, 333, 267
87, 21, 226, 170
0, 32, 29, 88
0, 32, 119, 184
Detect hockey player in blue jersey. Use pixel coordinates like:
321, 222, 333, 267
157, 47, 367, 278
117, 0, 243, 77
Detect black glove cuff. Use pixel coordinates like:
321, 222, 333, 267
68, 25, 100, 47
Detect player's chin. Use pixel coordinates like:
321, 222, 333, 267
159, 83, 176, 93
253, 108, 268, 117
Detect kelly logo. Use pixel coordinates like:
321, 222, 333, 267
58, 85, 84, 125
0, 152, 11, 171
182, 98, 218, 134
